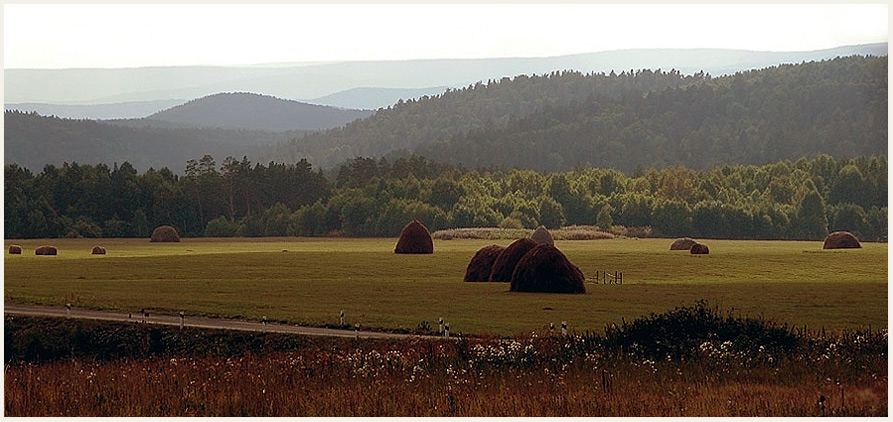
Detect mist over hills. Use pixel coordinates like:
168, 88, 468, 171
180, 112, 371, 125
3, 99, 183, 120
4, 110, 286, 173
112, 92, 373, 132
5, 43, 885, 116
308, 87, 450, 110
4, 92, 374, 171
4, 46, 887, 176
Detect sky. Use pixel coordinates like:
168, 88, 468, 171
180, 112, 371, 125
3, 3, 889, 69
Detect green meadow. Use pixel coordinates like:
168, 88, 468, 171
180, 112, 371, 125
4, 237, 887, 336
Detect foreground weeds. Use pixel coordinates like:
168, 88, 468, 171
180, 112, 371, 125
5, 303, 886, 417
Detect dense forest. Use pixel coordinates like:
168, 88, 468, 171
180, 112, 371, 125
270, 67, 706, 167
271, 56, 886, 171
6, 154, 886, 242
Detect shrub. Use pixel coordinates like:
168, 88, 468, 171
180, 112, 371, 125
205, 216, 239, 237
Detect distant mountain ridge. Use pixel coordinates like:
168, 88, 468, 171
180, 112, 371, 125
308, 86, 449, 110
6, 43, 885, 108
115, 92, 373, 132
4, 99, 184, 120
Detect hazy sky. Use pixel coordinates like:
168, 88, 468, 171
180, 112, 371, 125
4, 3, 889, 69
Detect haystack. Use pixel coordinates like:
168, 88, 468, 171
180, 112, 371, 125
91, 246, 106, 255
464, 244, 506, 282
530, 225, 555, 245
670, 237, 697, 250
489, 238, 538, 282
394, 220, 433, 254
8, 245, 22, 254
35, 245, 57, 256
510, 244, 586, 294
690, 243, 709, 255
150, 225, 181, 242
823, 231, 862, 249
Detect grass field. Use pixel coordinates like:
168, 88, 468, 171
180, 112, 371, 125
4, 237, 887, 336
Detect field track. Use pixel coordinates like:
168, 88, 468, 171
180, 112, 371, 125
4, 303, 446, 341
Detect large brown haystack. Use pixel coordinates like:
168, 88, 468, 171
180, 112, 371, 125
670, 237, 697, 250
489, 238, 538, 282
150, 225, 181, 242
510, 244, 586, 294
394, 220, 433, 254
530, 225, 555, 245
464, 244, 506, 282
823, 231, 862, 249
8, 245, 22, 254
91, 246, 107, 255
35, 245, 57, 256
690, 243, 709, 255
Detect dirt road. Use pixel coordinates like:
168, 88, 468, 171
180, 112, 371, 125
4, 303, 449, 341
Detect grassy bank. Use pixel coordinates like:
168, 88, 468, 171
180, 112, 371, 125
4, 303, 886, 417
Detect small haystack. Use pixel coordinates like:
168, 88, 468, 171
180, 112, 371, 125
823, 231, 862, 249
670, 237, 697, 250
150, 225, 181, 242
8, 245, 22, 254
464, 244, 506, 282
510, 244, 586, 294
35, 245, 57, 256
530, 225, 555, 245
489, 238, 538, 282
690, 243, 709, 255
394, 220, 434, 254
91, 246, 107, 255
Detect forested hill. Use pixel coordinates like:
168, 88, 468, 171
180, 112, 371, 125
419, 56, 887, 172
3, 111, 297, 172
117, 92, 373, 132
270, 55, 886, 171
267, 68, 706, 167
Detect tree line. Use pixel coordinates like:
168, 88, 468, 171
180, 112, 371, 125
5, 154, 886, 242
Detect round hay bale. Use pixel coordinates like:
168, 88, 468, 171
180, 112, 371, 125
823, 231, 862, 249
91, 246, 106, 255
463, 244, 506, 282
8, 245, 22, 254
530, 225, 555, 245
35, 245, 57, 256
510, 244, 586, 294
489, 238, 538, 282
394, 220, 433, 254
690, 243, 709, 255
150, 225, 181, 242
670, 237, 697, 250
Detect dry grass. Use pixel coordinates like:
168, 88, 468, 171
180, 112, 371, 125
433, 226, 616, 241
150, 226, 181, 243
5, 325, 886, 417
